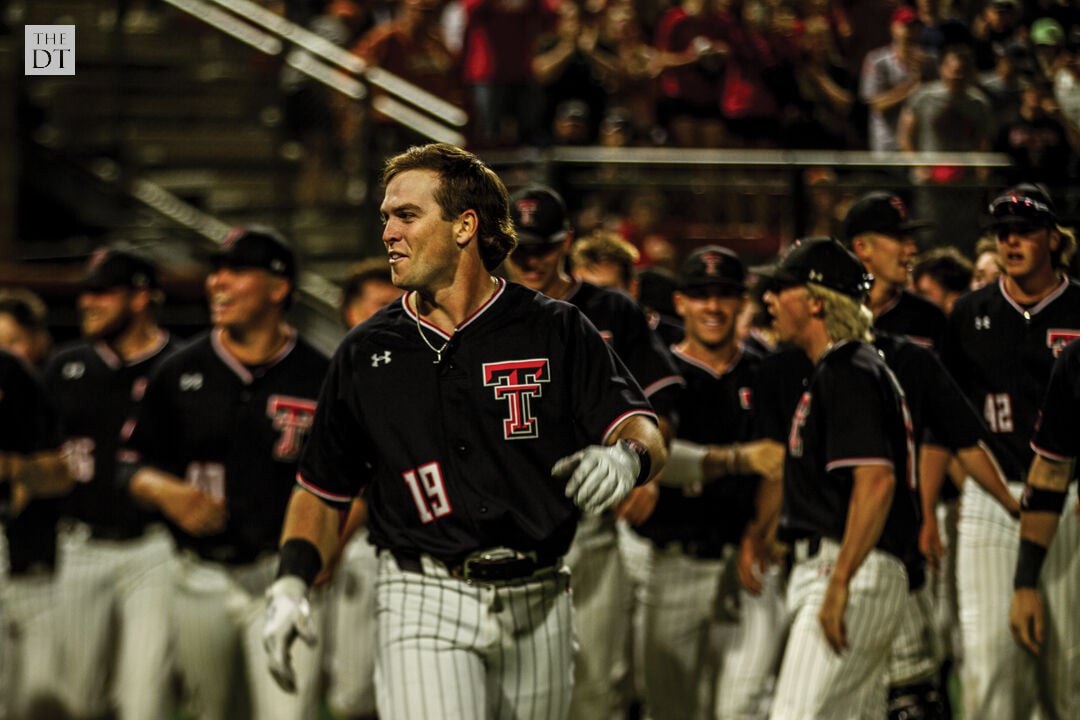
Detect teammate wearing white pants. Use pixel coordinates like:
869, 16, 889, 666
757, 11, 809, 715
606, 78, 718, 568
324, 528, 378, 719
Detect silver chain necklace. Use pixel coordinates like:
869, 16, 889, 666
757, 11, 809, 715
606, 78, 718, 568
413, 299, 450, 364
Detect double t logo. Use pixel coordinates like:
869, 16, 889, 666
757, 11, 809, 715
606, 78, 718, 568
483, 359, 550, 439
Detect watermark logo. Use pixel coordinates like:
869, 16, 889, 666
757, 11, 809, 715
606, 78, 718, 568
25, 25, 75, 76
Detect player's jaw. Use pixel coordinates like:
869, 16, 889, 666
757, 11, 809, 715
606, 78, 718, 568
79, 291, 134, 341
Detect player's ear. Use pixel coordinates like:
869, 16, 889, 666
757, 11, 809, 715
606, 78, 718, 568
454, 209, 478, 248
268, 275, 292, 306
850, 235, 871, 259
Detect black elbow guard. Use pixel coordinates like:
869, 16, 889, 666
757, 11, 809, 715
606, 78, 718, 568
1020, 485, 1067, 514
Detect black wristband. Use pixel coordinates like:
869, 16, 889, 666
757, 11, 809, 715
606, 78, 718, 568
277, 538, 323, 587
620, 438, 652, 486
1020, 485, 1067, 514
1014, 538, 1049, 589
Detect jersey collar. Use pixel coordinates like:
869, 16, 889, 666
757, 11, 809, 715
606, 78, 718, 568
92, 331, 171, 370
211, 326, 297, 384
403, 277, 506, 341
998, 274, 1070, 317
670, 344, 744, 379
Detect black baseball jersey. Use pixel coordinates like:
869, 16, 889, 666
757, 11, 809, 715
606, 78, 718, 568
875, 288, 947, 351
942, 276, 1080, 482
44, 336, 181, 535
297, 279, 657, 563
636, 346, 761, 549
754, 346, 812, 445
564, 280, 684, 419
780, 341, 919, 567
0, 350, 64, 575
122, 329, 328, 564
1031, 337, 1080, 461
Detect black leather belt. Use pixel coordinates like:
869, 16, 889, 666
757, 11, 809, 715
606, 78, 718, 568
89, 524, 145, 542
793, 536, 822, 562
654, 538, 730, 559
392, 548, 560, 583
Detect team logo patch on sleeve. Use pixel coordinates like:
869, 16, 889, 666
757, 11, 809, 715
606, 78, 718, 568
483, 359, 550, 439
267, 395, 317, 460
1046, 329, 1080, 357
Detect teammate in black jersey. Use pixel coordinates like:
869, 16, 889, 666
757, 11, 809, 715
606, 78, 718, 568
266, 144, 667, 720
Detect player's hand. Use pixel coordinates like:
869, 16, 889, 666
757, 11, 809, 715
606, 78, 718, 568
1009, 588, 1045, 656
613, 481, 658, 526
918, 513, 943, 572
263, 576, 317, 693
741, 440, 784, 481
818, 577, 849, 654
553, 443, 639, 515
737, 532, 766, 595
161, 484, 227, 536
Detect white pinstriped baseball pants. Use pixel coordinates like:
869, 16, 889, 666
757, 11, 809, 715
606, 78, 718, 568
324, 530, 378, 719
644, 543, 786, 720
374, 550, 575, 720
171, 552, 323, 720
958, 479, 1080, 720
770, 539, 907, 720
0, 571, 64, 720
55, 523, 176, 720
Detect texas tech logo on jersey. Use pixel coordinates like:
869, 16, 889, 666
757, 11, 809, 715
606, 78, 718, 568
1046, 329, 1080, 357
267, 395, 317, 460
483, 359, 550, 440
789, 392, 811, 458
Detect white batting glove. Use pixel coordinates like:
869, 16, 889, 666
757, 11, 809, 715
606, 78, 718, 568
553, 442, 640, 515
263, 576, 316, 693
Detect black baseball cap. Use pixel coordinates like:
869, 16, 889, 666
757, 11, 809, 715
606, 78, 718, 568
842, 192, 933, 241
751, 237, 873, 299
509, 186, 571, 246
678, 245, 746, 291
81, 248, 160, 292
210, 226, 296, 283
987, 183, 1057, 229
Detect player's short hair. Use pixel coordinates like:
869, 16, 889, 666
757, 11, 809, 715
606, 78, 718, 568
382, 143, 517, 271
806, 282, 874, 343
569, 231, 640, 287
912, 247, 973, 294
340, 257, 393, 326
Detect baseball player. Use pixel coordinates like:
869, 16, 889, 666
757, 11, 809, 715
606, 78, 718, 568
755, 237, 920, 719
843, 191, 947, 349
121, 227, 329, 720
1009, 337, 1080, 719
43, 248, 182, 720
504, 184, 683, 720
941, 183, 1080, 719
263, 143, 667, 720
324, 257, 402, 720
0, 347, 73, 720
635, 246, 786, 720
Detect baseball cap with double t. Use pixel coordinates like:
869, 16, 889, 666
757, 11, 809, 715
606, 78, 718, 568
82, 248, 160, 292
752, 237, 873, 300
679, 245, 747, 291
509, 186, 571, 246
210, 226, 296, 284
843, 192, 933, 242
987, 183, 1058, 230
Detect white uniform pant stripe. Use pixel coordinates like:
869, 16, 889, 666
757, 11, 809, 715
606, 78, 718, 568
770, 540, 907, 720
375, 550, 574, 720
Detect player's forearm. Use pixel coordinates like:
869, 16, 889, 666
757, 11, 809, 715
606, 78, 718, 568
1019, 454, 1072, 548
6, 450, 73, 498
128, 465, 189, 512
833, 465, 895, 585
279, 488, 344, 572
957, 441, 1020, 516
607, 415, 668, 484
918, 444, 949, 519
746, 474, 783, 542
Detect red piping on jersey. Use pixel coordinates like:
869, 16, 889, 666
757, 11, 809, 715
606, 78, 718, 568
404, 277, 507, 340
998, 275, 1070, 317
642, 375, 685, 398
1030, 441, 1073, 463
601, 409, 659, 444
825, 458, 895, 472
296, 472, 354, 504
670, 345, 744, 380
94, 331, 172, 370
211, 327, 298, 384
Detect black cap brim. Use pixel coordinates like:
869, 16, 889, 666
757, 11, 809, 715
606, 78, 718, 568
750, 264, 801, 286
514, 230, 568, 247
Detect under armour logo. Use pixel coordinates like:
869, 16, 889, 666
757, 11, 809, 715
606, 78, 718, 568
179, 373, 203, 391
975, 316, 991, 330
808, 270, 823, 282
62, 361, 85, 380
371, 350, 392, 367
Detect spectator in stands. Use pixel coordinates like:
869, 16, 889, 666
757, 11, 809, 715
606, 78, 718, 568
552, 99, 594, 145
348, 0, 463, 153
532, 0, 619, 145
898, 45, 992, 253
789, 15, 857, 149
652, 0, 727, 147
994, 78, 1073, 187
860, 5, 936, 153
912, 247, 974, 315
1031, 17, 1068, 82
602, 0, 661, 143
0, 288, 52, 368
979, 42, 1036, 129
971, 0, 1025, 72
1052, 31, 1080, 152
462, 0, 555, 146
